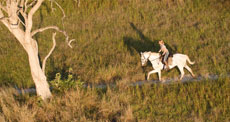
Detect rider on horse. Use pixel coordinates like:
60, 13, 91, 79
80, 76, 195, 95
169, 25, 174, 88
158, 40, 169, 70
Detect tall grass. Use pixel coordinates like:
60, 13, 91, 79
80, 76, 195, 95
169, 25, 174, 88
0, 77, 230, 121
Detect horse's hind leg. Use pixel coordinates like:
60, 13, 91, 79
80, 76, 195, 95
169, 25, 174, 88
185, 65, 195, 77
178, 66, 185, 80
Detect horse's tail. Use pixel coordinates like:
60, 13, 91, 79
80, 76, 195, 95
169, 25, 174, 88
186, 55, 195, 65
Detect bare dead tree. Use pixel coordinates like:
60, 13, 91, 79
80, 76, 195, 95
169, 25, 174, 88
0, 0, 74, 100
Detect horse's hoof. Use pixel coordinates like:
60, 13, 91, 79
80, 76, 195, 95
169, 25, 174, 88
147, 77, 150, 80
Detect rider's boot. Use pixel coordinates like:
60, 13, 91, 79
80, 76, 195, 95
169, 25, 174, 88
164, 62, 169, 71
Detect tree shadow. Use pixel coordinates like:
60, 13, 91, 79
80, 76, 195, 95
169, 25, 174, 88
46, 59, 70, 81
123, 22, 175, 55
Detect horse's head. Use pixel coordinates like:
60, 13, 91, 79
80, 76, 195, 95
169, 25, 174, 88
140, 52, 149, 66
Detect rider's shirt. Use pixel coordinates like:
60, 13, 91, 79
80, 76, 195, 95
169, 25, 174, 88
159, 44, 169, 55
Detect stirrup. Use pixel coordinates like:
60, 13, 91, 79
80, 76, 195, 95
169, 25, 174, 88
164, 65, 169, 71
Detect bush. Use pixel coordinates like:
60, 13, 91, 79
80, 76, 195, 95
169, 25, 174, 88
50, 70, 84, 93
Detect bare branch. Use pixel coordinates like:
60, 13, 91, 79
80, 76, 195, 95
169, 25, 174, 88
53, 0, 66, 21
0, 4, 7, 13
18, 0, 28, 23
31, 26, 75, 48
27, 0, 44, 34
31, 26, 62, 36
0, 11, 11, 22
50, 0, 66, 28
25, 0, 37, 13
0, 8, 8, 20
18, 9, 27, 26
42, 32, 57, 73
24, 0, 29, 12
17, 14, 26, 27
28, 0, 43, 17
0, 9, 10, 29
17, 2, 28, 27
68, 39, 75, 48
27, 1, 37, 8
2, 0, 20, 28
0, 16, 9, 21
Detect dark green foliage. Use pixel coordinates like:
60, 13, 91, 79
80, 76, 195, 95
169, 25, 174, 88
50, 68, 84, 93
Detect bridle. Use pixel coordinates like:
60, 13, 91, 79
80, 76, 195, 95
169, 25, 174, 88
142, 54, 150, 61
142, 53, 160, 63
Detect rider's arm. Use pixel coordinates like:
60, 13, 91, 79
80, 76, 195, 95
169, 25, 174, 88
161, 45, 167, 55
158, 49, 161, 53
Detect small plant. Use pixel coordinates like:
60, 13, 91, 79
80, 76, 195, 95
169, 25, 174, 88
50, 68, 84, 93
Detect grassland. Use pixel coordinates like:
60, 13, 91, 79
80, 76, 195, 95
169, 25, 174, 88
0, 0, 230, 121
0, 78, 230, 121
0, 0, 229, 87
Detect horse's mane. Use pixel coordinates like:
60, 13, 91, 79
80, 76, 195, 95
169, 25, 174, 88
144, 51, 159, 55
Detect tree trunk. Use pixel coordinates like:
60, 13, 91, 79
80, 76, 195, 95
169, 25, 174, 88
26, 44, 52, 100
0, 17, 52, 99
0, 0, 70, 100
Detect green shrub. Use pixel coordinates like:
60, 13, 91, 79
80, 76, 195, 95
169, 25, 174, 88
50, 70, 84, 93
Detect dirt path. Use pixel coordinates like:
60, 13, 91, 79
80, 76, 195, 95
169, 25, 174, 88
130, 74, 222, 86
16, 73, 230, 94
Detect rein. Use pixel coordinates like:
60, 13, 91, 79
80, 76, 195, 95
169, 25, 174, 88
147, 54, 161, 64
142, 53, 161, 64
148, 56, 161, 65
149, 57, 160, 62
147, 54, 160, 62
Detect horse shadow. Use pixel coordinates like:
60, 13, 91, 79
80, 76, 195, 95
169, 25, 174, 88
123, 22, 176, 80
123, 22, 175, 55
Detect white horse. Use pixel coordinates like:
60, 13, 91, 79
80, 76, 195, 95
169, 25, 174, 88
140, 51, 195, 81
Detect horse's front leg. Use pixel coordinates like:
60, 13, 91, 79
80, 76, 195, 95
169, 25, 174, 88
147, 69, 160, 80
158, 71, 162, 81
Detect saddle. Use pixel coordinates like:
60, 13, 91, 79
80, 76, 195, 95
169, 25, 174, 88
160, 53, 173, 65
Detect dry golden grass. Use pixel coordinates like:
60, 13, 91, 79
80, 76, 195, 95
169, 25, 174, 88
0, 77, 230, 121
